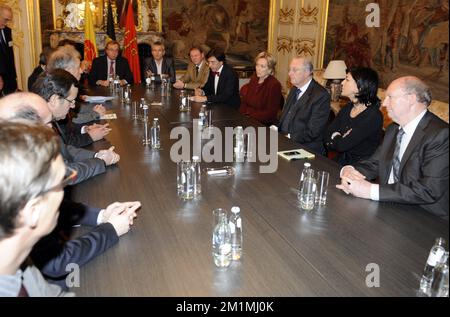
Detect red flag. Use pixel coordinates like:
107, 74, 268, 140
123, 1, 141, 83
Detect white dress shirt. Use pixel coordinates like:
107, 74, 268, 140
370, 110, 428, 200
155, 59, 163, 75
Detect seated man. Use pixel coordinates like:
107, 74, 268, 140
173, 46, 209, 90
277, 57, 330, 155
143, 41, 176, 84
192, 48, 240, 109
0, 121, 73, 296
337, 76, 449, 220
88, 40, 134, 87
47, 45, 110, 147
0, 95, 141, 288
23, 72, 119, 185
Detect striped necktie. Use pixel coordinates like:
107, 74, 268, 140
392, 128, 405, 182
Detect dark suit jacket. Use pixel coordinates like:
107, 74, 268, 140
354, 111, 449, 219
278, 79, 331, 155
31, 200, 119, 286
88, 55, 134, 86
143, 57, 176, 84
27, 65, 44, 91
57, 117, 94, 148
0, 27, 17, 93
202, 63, 240, 109
53, 121, 106, 185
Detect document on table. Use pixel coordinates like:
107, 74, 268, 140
277, 149, 315, 161
85, 96, 115, 103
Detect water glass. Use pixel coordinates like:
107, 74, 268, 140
132, 101, 139, 120
315, 171, 329, 206
212, 208, 227, 230
181, 161, 194, 200
177, 161, 186, 195
205, 109, 213, 127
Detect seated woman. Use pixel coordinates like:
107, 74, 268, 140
324, 67, 383, 166
239, 52, 283, 126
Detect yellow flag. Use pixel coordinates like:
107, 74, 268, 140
84, 1, 98, 66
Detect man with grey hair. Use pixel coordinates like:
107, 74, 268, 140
278, 57, 331, 155
338, 76, 449, 219
0, 4, 17, 94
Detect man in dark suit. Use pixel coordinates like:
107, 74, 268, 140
28, 48, 53, 91
338, 76, 449, 220
88, 40, 134, 86
0, 5, 17, 94
143, 41, 176, 84
278, 57, 330, 155
192, 48, 240, 109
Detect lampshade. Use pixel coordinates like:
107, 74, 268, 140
323, 60, 347, 79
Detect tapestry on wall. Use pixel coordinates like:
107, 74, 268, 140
324, 0, 449, 102
162, 0, 270, 68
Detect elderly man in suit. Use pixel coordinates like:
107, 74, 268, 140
337, 76, 449, 220
88, 40, 134, 86
0, 4, 17, 94
143, 41, 176, 84
192, 48, 240, 109
173, 46, 209, 90
278, 57, 331, 155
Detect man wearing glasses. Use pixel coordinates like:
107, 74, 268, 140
337, 76, 449, 220
0, 97, 142, 292
31, 70, 120, 185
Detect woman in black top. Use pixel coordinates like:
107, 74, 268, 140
325, 67, 383, 166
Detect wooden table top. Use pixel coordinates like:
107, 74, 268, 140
70, 84, 449, 297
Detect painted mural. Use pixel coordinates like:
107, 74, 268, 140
324, 0, 449, 102
162, 0, 270, 67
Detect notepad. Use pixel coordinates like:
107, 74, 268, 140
277, 149, 315, 161
85, 96, 115, 103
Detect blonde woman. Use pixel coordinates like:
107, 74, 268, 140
239, 52, 283, 125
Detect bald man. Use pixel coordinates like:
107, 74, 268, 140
0, 91, 118, 185
338, 76, 449, 219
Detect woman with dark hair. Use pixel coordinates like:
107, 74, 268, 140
325, 67, 383, 166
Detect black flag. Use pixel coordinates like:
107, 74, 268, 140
106, 0, 116, 42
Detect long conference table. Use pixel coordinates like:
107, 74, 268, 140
70, 84, 449, 297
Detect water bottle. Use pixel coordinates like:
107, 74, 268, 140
114, 75, 120, 94
192, 156, 201, 196
212, 212, 232, 268
229, 206, 243, 261
198, 105, 207, 128
151, 118, 161, 149
420, 237, 446, 294
430, 252, 449, 297
299, 169, 316, 211
234, 126, 245, 162
297, 162, 311, 200
108, 76, 114, 92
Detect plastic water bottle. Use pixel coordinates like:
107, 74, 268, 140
114, 75, 120, 94
229, 206, 243, 261
420, 237, 446, 294
198, 105, 207, 128
108, 76, 114, 92
192, 156, 201, 196
299, 169, 316, 211
430, 252, 449, 297
234, 126, 245, 162
151, 118, 161, 149
297, 163, 312, 201
212, 212, 232, 268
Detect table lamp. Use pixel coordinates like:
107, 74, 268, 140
323, 60, 347, 102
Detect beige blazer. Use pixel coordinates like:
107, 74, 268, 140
180, 61, 210, 90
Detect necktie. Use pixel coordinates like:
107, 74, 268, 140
17, 283, 29, 297
295, 88, 302, 100
109, 60, 115, 78
392, 128, 405, 183
0, 29, 6, 52
196, 65, 200, 77
213, 71, 220, 77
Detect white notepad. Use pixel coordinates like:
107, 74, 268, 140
277, 149, 315, 161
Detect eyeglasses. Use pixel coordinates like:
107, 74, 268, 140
38, 167, 77, 197
64, 98, 76, 105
